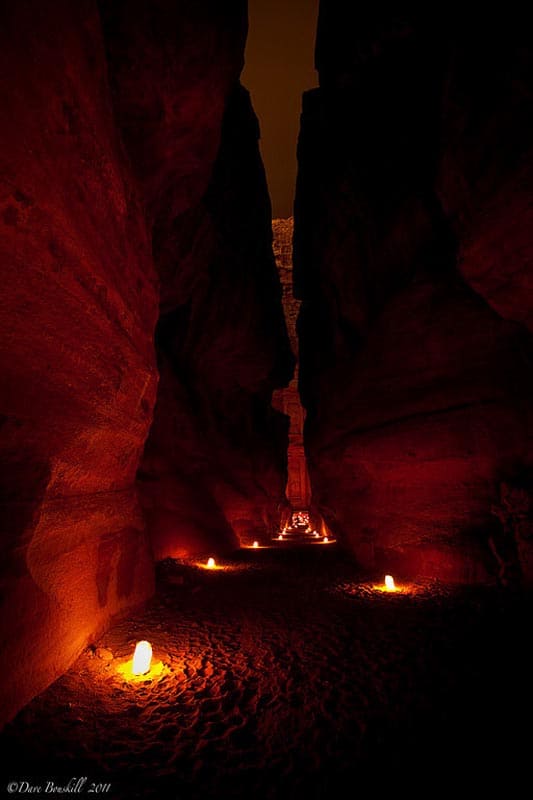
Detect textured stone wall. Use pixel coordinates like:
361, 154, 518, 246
101, 1, 293, 556
138, 88, 293, 556
0, 0, 158, 725
0, 0, 291, 724
294, 3, 533, 581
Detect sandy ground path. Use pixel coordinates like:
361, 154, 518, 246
2, 547, 532, 798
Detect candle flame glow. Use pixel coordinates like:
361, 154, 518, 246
278, 534, 283, 540
384, 575, 396, 591
207, 557, 216, 569
132, 640, 152, 675
253, 541, 259, 548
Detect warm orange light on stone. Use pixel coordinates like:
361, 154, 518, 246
207, 557, 216, 569
384, 575, 396, 592
132, 641, 152, 675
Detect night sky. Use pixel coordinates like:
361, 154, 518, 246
242, 0, 319, 219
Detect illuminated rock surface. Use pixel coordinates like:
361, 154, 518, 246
0, 0, 158, 727
1, 0, 532, 752
272, 218, 311, 513
294, 5, 533, 581
0, 0, 290, 724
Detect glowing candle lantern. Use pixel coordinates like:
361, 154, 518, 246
207, 557, 216, 569
278, 534, 283, 540
132, 640, 152, 675
384, 574, 396, 592
253, 541, 259, 549
323, 536, 329, 543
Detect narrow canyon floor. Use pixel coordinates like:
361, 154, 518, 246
2, 547, 532, 799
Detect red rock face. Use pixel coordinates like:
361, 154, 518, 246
139, 87, 293, 557
272, 218, 311, 513
295, 5, 533, 581
435, 16, 533, 333
0, 0, 158, 724
99, 0, 247, 239
101, 3, 292, 556
0, 0, 290, 724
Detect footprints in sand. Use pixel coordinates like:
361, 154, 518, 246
3, 549, 519, 799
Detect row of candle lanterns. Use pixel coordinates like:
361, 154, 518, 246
276, 533, 331, 542
127, 563, 398, 678
128, 575, 397, 676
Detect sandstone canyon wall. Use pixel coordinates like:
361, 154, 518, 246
294, 4, 533, 581
137, 86, 293, 555
0, 0, 291, 724
101, 1, 292, 554
0, 0, 158, 727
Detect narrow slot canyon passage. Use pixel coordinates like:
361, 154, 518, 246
272, 219, 310, 515
1, 2, 533, 798
271, 218, 322, 542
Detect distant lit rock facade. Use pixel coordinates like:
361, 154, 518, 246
272, 218, 311, 510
